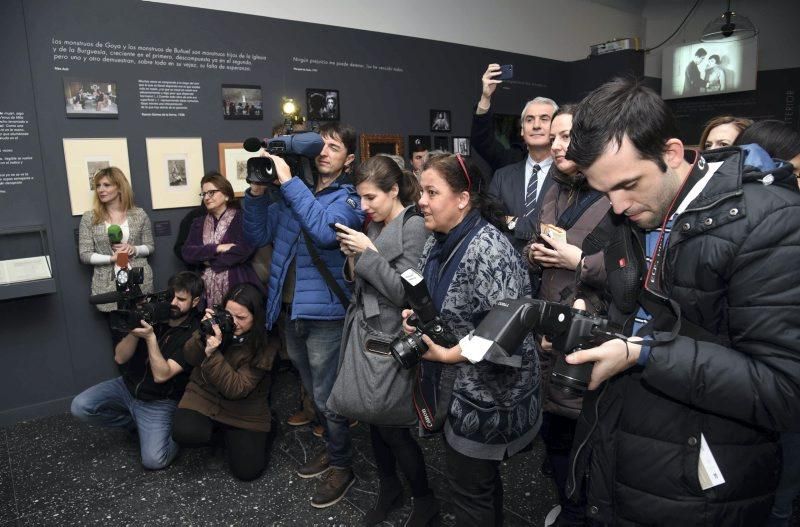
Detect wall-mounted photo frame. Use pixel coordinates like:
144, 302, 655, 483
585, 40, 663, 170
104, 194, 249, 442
359, 134, 404, 162
218, 142, 263, 197
145, 138, 204, 209
222, 84, 263, 120
433, 136, 450, 152
63, 138, 131, 215
430, 109, 451, 132
63, 78, 118, 118
408, 135, 431, 153
306, 88, 340, 121
453, 137, 471, 156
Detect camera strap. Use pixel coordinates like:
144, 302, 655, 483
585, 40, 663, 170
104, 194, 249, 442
301, 230, 351, 307
413, 361, 457, 432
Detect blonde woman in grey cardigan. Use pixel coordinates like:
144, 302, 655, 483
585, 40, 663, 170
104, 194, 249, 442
78, 167, 154, 312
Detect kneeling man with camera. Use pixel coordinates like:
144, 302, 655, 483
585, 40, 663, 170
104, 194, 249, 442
71, 271, 204, 470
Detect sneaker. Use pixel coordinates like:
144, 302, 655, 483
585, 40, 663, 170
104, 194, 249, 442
297, 449, 330, 479
311, 467, 355, 508
287, 409, 313, 427
313, 419, 359, 438
544, 505, 562, 527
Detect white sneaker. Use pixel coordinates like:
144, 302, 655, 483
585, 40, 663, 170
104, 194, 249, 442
544, 504, 562, 527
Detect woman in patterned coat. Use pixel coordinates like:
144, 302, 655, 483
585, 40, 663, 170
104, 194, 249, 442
402, 154, 540, 527
78, 167, 154, 313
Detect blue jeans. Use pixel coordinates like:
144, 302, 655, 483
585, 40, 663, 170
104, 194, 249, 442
70, 376, 179, 470
283, 315, 352, 468
767, 432, 800, 526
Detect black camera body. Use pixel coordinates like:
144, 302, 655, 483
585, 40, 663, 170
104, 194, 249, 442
390, 269, 459, 369
108, 290, 173, 333
200, 304, 236, 348
243, 132, 324, 189
472, 297, 617, 394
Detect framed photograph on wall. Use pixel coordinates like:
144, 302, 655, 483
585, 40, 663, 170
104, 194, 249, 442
218, 142, 262, 197
430, 110, 451, 132
359, 134, 403, 162
433, 136, 450, 152
453, 137, 471, 156
307, 88, 340, 121
408, 135, 431, 153
145, 138, 204, 209
222, 84, 263, 120
63, 78, 118, 118
63, 138, 131, 215
493, 113, 521, 149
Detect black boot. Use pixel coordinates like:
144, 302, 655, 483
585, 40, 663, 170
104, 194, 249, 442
404, 493, 439, 527
363, 476, 403, 526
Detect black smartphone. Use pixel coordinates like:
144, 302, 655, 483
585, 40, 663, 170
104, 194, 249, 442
498, 64, 514, 81
329, 222, 348, 234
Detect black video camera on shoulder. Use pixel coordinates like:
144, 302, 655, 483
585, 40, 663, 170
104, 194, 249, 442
389, 268, 459, 369
242, 132, 324, 189
472, 297, 620, 394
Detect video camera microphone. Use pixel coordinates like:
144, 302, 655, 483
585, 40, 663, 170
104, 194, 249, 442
242, 132, 324, 158
108, 224, 123, 245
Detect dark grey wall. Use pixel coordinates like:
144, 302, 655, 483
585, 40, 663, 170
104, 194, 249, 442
0, 0, 642, 424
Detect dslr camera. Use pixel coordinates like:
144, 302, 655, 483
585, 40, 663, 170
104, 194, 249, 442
242, 132, 324, 189
472, 297, 619, 394
390, 269, 459, 369
89, 268, 173, 333
200, 304, 236, 350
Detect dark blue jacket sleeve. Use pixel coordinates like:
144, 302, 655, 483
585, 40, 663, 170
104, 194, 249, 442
242, 190, 275, 247
280, 177, 365, 249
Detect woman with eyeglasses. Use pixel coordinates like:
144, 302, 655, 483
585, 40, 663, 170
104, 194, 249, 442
401, 154, 539, 526
182, 171, 263, 307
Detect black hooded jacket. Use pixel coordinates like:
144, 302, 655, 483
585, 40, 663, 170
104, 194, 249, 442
569, 146, 800, 526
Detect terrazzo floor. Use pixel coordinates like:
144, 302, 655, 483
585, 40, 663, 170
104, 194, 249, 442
0, 368, 558, 526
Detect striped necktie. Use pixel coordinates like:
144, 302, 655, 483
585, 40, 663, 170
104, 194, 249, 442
524, 163, 541, 217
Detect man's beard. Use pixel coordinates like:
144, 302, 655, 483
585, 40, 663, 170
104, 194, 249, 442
169, 306, 188, 320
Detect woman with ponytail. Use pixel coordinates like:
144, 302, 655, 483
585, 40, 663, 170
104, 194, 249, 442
326, 155, 435, 525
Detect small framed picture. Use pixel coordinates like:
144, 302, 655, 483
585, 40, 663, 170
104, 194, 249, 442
408, 135, 431, 153
222, 84, 263, 120
433, 136, 450, 152
218, 142, 262, 197
307, 88, 340, 121
453, 137, 471, 156
63, 78, 118, 118
430, 110, 451, 132
359, 134, 404, 162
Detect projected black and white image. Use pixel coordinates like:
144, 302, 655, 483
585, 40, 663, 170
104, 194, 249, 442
662, 39, 758, 100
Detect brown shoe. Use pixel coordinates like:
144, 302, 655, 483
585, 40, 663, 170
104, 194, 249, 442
287, 409, 313, 427
313, 419, 358, 437
297, 449, 330, 479
310, 467, 355, 508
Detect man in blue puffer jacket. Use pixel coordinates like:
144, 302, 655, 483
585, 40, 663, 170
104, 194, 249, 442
243, 122, 364, 508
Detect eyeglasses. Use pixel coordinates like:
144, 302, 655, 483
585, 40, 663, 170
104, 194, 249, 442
198, 190, 220, 199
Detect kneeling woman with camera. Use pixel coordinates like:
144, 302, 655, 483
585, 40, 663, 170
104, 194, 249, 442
402, 154, 539, 526
172, 283, 277, 481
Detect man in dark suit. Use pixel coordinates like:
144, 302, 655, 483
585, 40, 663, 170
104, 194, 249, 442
683, 47, 707, 96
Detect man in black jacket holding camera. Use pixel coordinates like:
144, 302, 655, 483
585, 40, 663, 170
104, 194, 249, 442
71, 272, 203, 470
562, 78, 800, 525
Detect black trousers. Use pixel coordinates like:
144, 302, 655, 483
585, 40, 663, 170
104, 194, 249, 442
444, 439, 503, 527
541, 412, 585, 525
370, 425, 430, 497
172, 408, 272, 481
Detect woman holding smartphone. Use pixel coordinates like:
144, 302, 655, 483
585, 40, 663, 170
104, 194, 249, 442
329, 155, 435, 525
